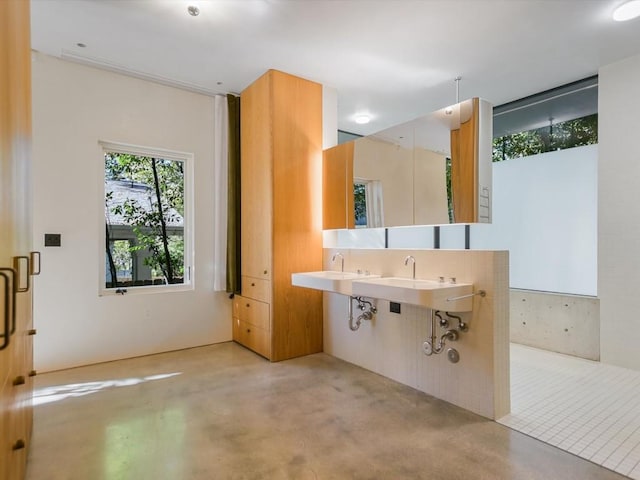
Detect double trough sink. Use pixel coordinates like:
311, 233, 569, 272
291, 271, 474, 312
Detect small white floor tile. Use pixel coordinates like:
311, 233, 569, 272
499, 343, 640, 480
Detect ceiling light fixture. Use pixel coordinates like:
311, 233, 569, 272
613, 0, 640, 21
355, 114, 370, 125
187, 5, 200, 16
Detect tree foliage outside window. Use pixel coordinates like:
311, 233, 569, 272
104, 152, 185, 288
110, 239, 133, 283
492, 114, 598, 162
445, 157, 454, 223
354, 183, 367, 227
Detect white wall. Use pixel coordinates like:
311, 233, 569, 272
473, 145, 598, 296
31, 53, 231, 372
599, 53, 640, 370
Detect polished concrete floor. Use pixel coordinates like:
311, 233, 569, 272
26, 342, 625, 480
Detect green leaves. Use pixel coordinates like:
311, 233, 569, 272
105, 151, 185, 286
493, 114, 598, 162
354, 183, 367, 226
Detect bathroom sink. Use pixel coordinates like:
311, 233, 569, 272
291, 271, 380, 296
351, 277, 474, 312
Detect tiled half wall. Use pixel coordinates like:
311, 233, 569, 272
322, 248, 510, 420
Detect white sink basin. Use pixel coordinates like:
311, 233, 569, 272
291, 271, 380, 296
351, 277, 474, 312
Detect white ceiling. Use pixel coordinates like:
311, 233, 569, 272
30, 0, 640, 135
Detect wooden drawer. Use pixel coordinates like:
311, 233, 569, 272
242, 276, 270, 303
233, 295, 270, 331
233, 318, 270, 359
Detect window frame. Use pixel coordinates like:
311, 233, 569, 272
99, 140, 194, 296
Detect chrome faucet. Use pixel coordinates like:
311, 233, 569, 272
331, 252, 344, 272
404, 255, 416, 279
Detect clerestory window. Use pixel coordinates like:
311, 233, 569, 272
492, 76, 598, 162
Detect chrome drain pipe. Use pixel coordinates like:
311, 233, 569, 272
423, 310, 462, 361
348, 296, 377, 331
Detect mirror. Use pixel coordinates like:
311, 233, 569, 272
323, 98, 492, 229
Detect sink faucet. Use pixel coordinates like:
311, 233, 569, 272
404, 255, 416, 279
331, 252, 344, 272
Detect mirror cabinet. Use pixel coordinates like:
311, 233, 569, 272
324, 98, 493, 229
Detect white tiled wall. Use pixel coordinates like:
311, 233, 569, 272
322, 248, 510, 419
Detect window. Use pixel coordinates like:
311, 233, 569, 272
353, 178, 384, 228
101, 142, 192, 293
354, 182, 368, 227
492, 76, 598, 162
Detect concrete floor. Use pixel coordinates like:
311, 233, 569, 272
26, 342, 625, 480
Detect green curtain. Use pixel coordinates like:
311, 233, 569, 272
226, 94, 242, 295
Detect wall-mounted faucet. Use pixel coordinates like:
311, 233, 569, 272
331, 252, 344, 272
404, 255, 416, 279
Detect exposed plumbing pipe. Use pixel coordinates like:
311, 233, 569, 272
348, 296, 359, 331
445, 312, 468, 332
436, 329, 458, 352
423, 309, 437, 355
348, 296, 377, 331
424, 310, 459, 356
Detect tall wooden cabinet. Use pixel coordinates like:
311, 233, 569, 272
233, 70, 323, 362
1, 1, 35, 479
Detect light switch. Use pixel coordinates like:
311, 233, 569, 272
44, 233, 61, 247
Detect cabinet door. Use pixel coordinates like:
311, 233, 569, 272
0, 1, 33, 479
323, 141, 354, 230
240, 72, 272, 280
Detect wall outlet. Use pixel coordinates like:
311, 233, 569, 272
390, 302, 401, 314
44, 233, 61, 247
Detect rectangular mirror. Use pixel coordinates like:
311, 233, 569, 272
323, 98, 492, 229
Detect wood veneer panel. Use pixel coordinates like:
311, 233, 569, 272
346, 147, 354, 229
323, 142, 353, 230
240, 72, 273, 281
270, 70, 323, 361
238, 70, 323, 362
450, 98, 478, 224
0, 1, 33, 478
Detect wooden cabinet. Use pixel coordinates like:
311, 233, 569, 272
232, 295, 270, 358
1, 1, 34, 479
234, 70, 323, 361
450, 97, 479, 224
323, 141, 355, 230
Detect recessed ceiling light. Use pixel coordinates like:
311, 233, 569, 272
187, 5, 200, 16
613, 0, 640, 21
355, 114, 370, 125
